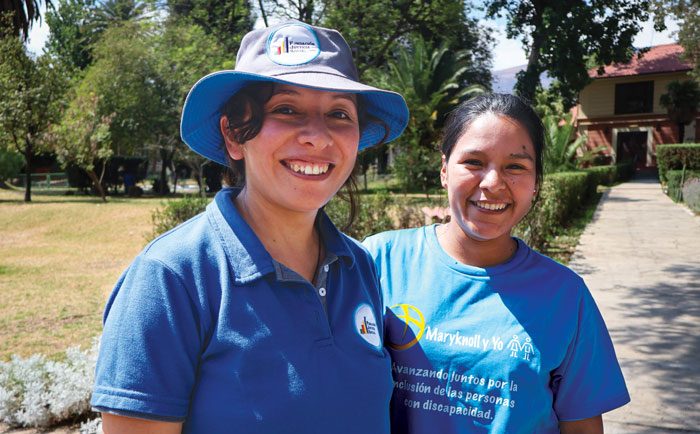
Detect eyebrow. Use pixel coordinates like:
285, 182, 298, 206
273, 88, 357, 103
509, 152, 534, 161
459, 149, 534, 161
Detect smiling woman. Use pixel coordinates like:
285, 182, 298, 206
363, 93, 630, 434
90, 20, 408, 434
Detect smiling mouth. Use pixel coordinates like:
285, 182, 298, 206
283, 160, 332, 176
471, 200, 510, 211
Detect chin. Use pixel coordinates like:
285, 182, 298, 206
461, 223, 511, 244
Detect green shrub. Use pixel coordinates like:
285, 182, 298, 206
682, 178, 700, 213
666, 170, 700, 202
584, 162, 634, 188
325, 191, 395, 240
0, 148, 23, 182
514, 171, 591, 249
656, 143, 700, 182
150, 195, 211, 240
584, 165, 617, 187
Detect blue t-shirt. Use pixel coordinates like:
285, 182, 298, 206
363, 225, 629, 434
92, 188, 393, 434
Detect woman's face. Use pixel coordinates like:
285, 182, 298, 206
441, 112, 537, 244
224, 84, 359, 215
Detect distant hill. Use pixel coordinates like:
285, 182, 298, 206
491, 65, 554, 93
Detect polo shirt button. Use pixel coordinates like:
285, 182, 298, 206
323, 265, 329, 272
319, 287, 327, 297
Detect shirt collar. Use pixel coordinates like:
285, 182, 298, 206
207, 188, 355, 285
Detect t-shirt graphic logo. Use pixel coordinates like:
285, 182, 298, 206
507, 335, 535, 360
355, 304, 381, 348
387, 304, 426, 351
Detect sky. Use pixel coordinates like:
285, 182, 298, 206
487, 15, 681, 71
26, 3, 680, 72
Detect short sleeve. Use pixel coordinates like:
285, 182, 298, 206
91, 255, 204, 420
551, 286, 630, 420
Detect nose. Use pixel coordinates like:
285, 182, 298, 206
297, 114, 333, 149
479, 167, 506, 192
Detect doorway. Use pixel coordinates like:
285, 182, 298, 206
617, 131, 649, 169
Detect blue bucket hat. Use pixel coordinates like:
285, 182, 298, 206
180, 21, 410, 167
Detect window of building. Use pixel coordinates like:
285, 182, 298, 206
615, 81, 654, 115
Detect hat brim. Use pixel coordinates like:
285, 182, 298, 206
180, 70, 409, 167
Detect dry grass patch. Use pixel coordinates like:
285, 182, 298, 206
0, 189, 162, 360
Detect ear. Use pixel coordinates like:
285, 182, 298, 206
220, 116, 244, 161
440, 154, 448, 189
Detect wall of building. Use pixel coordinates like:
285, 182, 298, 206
578, 72, 691, 119
579, 118, 694, 167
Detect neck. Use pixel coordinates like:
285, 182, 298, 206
436, 222, 517, 268
235, 187, 321, 282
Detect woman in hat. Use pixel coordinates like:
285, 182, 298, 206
364, 94, 628, 433
91, 21, 408, 434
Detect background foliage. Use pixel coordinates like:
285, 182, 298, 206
656, 143, 700, 182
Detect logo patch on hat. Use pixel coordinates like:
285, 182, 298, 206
355, 303, 381, 349
267, 24, 321, 66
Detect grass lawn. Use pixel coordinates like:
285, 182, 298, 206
0, 188, 162, 360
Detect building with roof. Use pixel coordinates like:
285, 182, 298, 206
575, 43, 698, 169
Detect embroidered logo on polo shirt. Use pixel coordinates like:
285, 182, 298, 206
355, 304, 381, 348
267, 24, 321, 66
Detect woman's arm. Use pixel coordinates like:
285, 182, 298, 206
559, 415, 603, 434
101, 413, 183, 434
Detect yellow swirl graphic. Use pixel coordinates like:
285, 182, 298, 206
388, 304, 425, 351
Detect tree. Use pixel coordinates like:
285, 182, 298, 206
651, 0, 700, 80
660, 80, 700, 142
485, 0, 652, 107
322, 0, 492, 82
78, 22, 162, 157
369, 36, 484, 191
0, 0, 53, 40
87, 0, 151, 35
0, 34, 67, 202
149, 19, 233, 194
258, 0, 319, 24
45, 0, 97, 72
167, 0, 254, 55
49, 93, 113, 201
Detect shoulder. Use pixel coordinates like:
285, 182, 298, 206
519, 241, 586, 288
362, 226, 426, 256
141, 211, 219, 275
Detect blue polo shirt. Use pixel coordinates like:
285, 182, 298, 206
92, 188, 392, 434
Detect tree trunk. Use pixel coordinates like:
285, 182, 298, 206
678, 122, 686, 143
23, 142, 32, 202
159, 148, 170, 195
198, 161, 207, 198
86, 169, 107, 202
515, 2, 545, 102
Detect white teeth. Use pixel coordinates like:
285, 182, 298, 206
475, 201, 508, 211
288, 162, 330, 175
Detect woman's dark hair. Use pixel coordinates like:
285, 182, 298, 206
219, 82, 387, 231
441, 93, 546, 190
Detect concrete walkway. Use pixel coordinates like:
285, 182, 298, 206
569, 177, 700, 433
